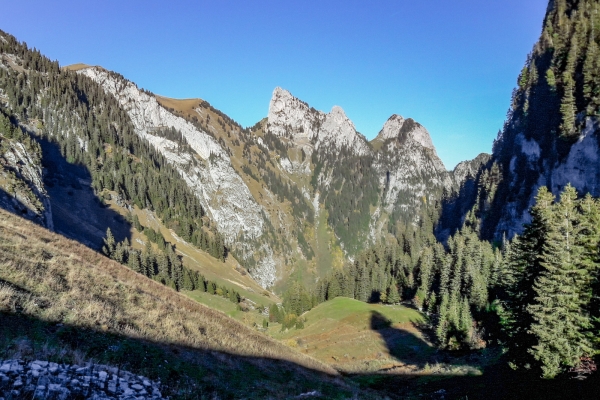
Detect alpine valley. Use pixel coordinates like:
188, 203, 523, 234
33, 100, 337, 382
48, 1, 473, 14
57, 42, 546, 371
2, 0, 600, 399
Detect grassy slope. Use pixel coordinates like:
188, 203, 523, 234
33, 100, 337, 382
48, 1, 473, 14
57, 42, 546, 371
63, 63, 93, 71
127, 203, 278, 308
0, 209, 363, 399
270, 298, 434, 373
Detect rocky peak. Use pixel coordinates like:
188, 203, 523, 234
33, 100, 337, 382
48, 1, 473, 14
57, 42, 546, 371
267, 87, 319, 140
319, 105, 369, 153
375, 115, 435, 151
375, 114, 406, 141
267, 87, 369, 154
452, 153, 491, 188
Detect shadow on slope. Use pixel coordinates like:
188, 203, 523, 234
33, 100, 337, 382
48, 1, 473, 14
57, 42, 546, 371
0, 312, 351, 400
2, 308, 599, 399
369, 311, 436, 369
340, 311, 600, 399
39, 137, 131, 248
0, 187, 47, 227
1, 208, 599, 400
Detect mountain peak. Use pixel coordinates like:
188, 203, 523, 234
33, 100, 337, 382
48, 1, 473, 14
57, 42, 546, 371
328, 105, 350, 125
375, 114, 434, 151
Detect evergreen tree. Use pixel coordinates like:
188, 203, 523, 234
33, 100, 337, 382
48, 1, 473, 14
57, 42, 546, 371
528, 185, 593, 378
386, 282, 400, 304
102, 228, 116, 258
500, 187, 555, 370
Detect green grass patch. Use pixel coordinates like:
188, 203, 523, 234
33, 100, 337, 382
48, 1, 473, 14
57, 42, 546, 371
303, 297, 425, 326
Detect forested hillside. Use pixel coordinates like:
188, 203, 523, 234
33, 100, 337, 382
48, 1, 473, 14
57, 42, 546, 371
444, 0, 600, 241
272, 0, 600, 380
0, 30, 226, 258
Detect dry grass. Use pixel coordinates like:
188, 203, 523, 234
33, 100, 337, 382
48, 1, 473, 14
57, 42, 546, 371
63, 63, 93, 71
155, 95, 204, 121
0, 209, 360, 398
0, 208, 333, 371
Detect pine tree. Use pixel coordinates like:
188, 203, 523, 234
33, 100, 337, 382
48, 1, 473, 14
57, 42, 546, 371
436, 294, 450, 345
459, 296, 473, 343
560, 36, 579, 137
127, 249, 141, 273
578, 194, 600, 346
327, 277, 341, 300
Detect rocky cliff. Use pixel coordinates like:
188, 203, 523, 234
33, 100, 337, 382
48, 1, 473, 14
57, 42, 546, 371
456, 0, 600, 240
78, 67, 278, 287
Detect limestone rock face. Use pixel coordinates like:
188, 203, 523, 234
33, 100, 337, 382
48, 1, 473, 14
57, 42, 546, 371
495, 118, 600, 238
267, 87, 371, 155
372, 115, 454, 229
452, 153, 491, 189
374, 114, 435, 151
0, 136, 52, 230
79, 67, 276, 287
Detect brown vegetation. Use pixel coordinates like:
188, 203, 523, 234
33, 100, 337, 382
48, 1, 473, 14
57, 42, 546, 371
0, 209, 357, 398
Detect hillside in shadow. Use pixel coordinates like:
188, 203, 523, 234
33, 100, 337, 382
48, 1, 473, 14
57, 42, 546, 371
39, 136, 131, 249
1, 166, 600, 399
343, 311, 600, 400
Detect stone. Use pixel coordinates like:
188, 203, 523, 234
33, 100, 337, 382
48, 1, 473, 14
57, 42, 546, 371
0, 359, 164, 399
33, 361, 48, 368
48, 384, 62, 391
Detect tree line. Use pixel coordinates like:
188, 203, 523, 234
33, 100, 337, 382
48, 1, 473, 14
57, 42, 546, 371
102, 228, 242, 305
0, 29, 226, 261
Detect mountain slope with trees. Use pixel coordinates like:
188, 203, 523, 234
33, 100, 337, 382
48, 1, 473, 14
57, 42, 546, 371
446, 0, 600, 242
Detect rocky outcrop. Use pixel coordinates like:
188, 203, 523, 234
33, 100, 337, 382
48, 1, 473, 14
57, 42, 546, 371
0, 138, 52, 230
268, 87, 371, 155
373, 115, 454, 216
494, 118, 600, 238
0, 359, 164, 400
78, 67, 276, 287
452, 153, 491, 189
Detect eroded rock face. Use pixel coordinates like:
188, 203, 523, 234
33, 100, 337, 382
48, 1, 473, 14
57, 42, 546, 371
267, 87, 458, 242
452, 153, 491, 189
78, 67, 276, 287
267, 87, 371, 155
0, 359, 165, 400
375, 114, 435, 151
0, 138, 52, 230
495, 118, 600, 239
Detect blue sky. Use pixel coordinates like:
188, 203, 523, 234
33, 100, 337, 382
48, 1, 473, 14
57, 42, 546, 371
2, 0, 548, 168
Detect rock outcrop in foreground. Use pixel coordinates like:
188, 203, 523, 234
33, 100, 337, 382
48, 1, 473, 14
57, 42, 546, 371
0, 359, 164, 400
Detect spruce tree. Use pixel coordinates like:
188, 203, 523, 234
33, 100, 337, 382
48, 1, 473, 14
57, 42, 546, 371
500, 186, 555, 370
102, 228, 116, 258
528, 185, 593, 378
386, 282, 400, 304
